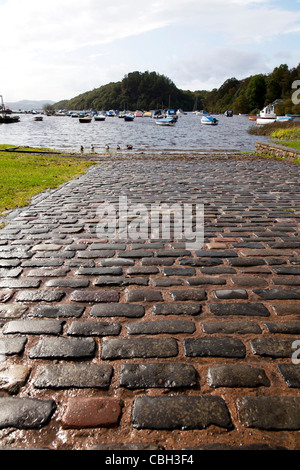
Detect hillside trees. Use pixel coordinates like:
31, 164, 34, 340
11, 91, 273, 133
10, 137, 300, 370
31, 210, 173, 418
53, 64, 300, 115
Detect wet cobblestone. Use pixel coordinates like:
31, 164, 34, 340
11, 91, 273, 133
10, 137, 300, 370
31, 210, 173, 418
0, 152, 300, 450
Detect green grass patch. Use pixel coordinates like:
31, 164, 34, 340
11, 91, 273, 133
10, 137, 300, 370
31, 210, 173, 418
270, 127, 300, 141
0, 146, 95, 216
273, 140, 300, 150
248, 120, 300, 136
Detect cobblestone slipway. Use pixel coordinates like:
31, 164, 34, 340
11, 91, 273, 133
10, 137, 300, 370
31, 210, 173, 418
0, 151, 300, 450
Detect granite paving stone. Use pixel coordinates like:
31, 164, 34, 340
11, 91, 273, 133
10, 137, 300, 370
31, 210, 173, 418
101, 337, 178, 359
184, 337, 246, 358
201, 320, 262, 334
16, 289, 65, 302
34, 364, 113, 389
277, 364, 300, 387
254, 288, 300, 300
94, 275, 148, 286
120, 363, 197, 388
214, 289, 248, 299
45, 278, 90, 288
132, 396, 232, 430
29, 304, 84, 318
152, 302, 202, 316
207, 364, 270, 388
126, 289, 163, 302
0, 153, 299, 449
126, 319, 196, 335
3, 319, 63, 335
0, 336, 27, 356
0, 397, 56, 429
0, 305, 28, 319
169, 289, 206, 301
263, 321, 300, 334
0, 280, 41, 289
70, 289, 120, 303
90, 303, 144, 318
29, 337, 96, 359
250, 337, 298, 357
237, 397, 300, 430
0, 268, 23, 278
209, 302, 270, 317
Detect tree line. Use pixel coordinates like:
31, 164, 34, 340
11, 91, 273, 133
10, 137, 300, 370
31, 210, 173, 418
51, 65, 300, 115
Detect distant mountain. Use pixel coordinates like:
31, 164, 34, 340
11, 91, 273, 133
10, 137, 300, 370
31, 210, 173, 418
6, 99, 55, 111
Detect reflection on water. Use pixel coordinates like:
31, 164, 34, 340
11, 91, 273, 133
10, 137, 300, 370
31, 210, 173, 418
0, 113, 267, 153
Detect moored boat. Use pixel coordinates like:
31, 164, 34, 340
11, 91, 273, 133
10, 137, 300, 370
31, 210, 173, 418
195, 110, 210, 116
165, 109, 178, 121
276, 116, 294, 122
256, 105, 295, 125
256, 105, 277, 125
94, 114, 106, 121
79, 116, 92, 123
0, 95, 20, 124
201, 115, 218, 125
155, 117, 176, 126
124, 114, 135, 121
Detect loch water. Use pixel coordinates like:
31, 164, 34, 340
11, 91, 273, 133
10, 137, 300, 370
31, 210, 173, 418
0, 112, 268, 153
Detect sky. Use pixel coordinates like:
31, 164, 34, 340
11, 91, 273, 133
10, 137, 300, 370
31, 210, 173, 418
1, 0, 300, 103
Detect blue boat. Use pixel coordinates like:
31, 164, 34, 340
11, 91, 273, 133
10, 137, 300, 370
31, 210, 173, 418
155, 117, 176, 126
165, 109, 178, 121
201, 115, 218, 125
124, 114, 135, 121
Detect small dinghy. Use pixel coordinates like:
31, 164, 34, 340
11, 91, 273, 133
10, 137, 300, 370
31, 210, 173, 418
79, 116, 92, 123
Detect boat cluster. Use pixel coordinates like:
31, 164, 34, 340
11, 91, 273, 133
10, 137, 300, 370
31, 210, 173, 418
55, 108, 188, 126
249, 105, 296, 125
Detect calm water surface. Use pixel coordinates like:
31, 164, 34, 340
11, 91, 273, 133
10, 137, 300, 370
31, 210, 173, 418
0, 113, 267, 153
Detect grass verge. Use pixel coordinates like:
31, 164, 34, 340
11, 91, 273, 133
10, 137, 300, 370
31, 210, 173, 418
272, 140, 300, 150
0, 145, 96, 216
248, 120, 300, 136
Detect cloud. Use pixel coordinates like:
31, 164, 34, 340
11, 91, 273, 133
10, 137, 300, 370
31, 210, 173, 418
1, 0, 300, 100
169, 47, 270, 91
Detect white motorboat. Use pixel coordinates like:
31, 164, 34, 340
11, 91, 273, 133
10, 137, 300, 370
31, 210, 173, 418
256, 105, 277, 125
195, 110, 210, 116
155, 117, 176, 126
201, 115, 218, 125
256, 105, 294, 125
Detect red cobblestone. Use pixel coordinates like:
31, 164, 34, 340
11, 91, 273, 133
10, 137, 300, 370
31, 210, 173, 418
62, 397, 121, 428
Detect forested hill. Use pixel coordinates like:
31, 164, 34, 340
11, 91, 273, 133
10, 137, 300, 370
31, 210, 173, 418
205, 63, 300, 115
54, 71, 206, 112
53, 65, 300, 115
